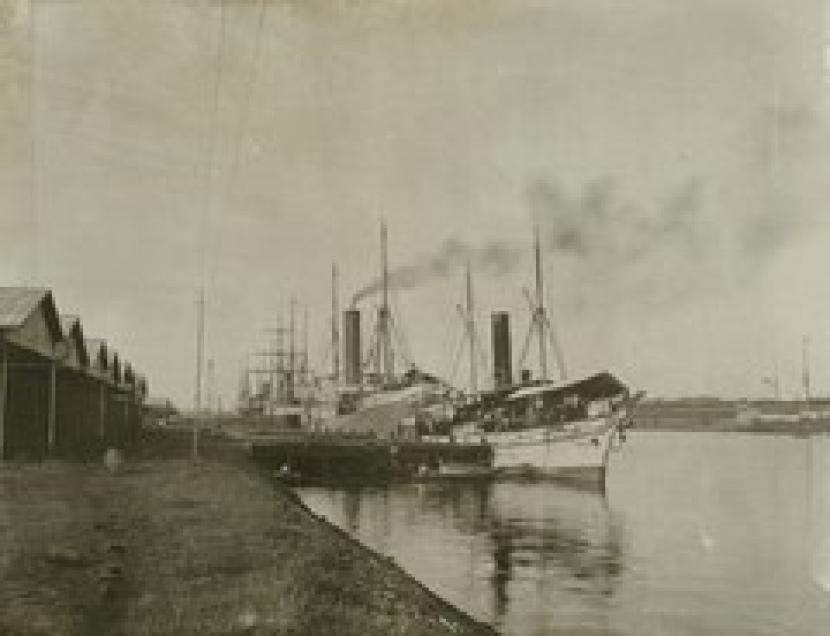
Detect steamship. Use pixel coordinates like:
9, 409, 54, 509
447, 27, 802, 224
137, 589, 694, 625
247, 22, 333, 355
422, 231, 641, 488
330, 223, 640, 487
427, 372, 639, 487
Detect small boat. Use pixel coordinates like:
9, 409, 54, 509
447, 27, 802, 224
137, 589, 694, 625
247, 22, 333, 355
427, 372, 641, 488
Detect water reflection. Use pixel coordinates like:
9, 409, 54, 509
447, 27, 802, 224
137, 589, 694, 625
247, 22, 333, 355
300, 479, 625, 632
483, 483, 624, 629
299, 433, 830, 635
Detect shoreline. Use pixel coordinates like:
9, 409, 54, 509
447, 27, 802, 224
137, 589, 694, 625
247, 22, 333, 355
0, 427, 497, 635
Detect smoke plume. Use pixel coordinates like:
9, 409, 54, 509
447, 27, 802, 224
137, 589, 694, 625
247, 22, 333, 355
351, 236, 524, 305
527, 176, 706, 268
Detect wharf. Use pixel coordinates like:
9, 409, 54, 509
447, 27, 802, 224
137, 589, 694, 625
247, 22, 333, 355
247, 431, 494, 484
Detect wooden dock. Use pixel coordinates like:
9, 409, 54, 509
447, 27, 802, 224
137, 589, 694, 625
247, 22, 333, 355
248, 432, 493, 484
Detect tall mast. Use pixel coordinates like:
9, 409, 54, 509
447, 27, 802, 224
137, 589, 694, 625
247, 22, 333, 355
303, 302, 309, 385
465, 260, 478, 395
378, 220, 393, 383
206, 358, 215, 414
269, 322, 277, 410
332, 264, 340, 382
276, 314, 284, 402
534, 228, 548, 382
288, 298, 296, 402
802, 336, 811, 405
771, 358, 781, 400
193, 287, 204, 459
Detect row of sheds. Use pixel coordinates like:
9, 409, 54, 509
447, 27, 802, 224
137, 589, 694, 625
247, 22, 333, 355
0, 287, 148, 460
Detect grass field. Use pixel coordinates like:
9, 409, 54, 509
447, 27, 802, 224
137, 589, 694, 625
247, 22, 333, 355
0, 431, 496, 635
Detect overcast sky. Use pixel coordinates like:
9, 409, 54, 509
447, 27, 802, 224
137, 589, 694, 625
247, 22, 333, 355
1, 0, 829, 407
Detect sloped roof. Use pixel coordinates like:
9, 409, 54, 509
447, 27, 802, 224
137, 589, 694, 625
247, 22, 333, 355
59, 314, 80, 334
86, 338, 109, 367
0, 287, 52, 329
59, 314, 89, 367
507, 371, 627, 402
123, 361, 135, 385
0, 287, 64, 352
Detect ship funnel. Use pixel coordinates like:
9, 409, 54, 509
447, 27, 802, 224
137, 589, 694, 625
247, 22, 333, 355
343, 308, 362, 386
492, 311, 512, 388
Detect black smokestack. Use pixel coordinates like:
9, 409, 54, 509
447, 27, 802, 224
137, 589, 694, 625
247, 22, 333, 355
343, 308, 362, 386
492, 312, 512, 389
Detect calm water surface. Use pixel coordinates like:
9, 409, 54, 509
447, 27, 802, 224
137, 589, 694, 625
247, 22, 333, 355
297, 432, 830, 635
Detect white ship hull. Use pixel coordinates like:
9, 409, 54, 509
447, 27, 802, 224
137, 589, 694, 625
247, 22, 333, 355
454, 414, 624, 488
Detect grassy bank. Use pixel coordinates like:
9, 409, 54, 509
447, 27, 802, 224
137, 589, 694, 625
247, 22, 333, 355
0, 430, 496, 635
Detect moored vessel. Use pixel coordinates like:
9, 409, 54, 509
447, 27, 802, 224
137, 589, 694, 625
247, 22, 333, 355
423, 228, 642, 488
432, 372, 640, 487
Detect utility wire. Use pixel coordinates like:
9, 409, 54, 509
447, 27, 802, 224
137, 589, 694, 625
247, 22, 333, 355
201, 0, 229, 288
195, 0, 228, 457
211, 0, 269, 288
29, 0, 40, 285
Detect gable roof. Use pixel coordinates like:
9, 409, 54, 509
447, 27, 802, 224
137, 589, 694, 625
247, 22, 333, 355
86, 338, 109, 370
0, 287, 61, 334
123, 361, 135, 386
59, 314, 90, 368
0, 287, 63, 343
110, 350, 121, 382
0, 288, 50, 328
59, 314, 79, 334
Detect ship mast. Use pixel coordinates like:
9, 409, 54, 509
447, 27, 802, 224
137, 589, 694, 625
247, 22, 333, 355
331, 264, 340, 382
376, 220, 394, 385
288, 297, 296, 402
518, 227, 568, 382
193, 287, 205, 459
302, 302, 309, 387
534, 228, 548, 382
466, 261, 478, 395
802, 335, 811, 405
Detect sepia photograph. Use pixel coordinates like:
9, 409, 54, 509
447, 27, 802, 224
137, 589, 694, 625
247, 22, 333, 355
1, 1, 829, 634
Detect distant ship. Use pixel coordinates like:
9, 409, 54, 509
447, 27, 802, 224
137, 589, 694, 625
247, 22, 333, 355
735, 338, 830, 437
735, 403, 830, 436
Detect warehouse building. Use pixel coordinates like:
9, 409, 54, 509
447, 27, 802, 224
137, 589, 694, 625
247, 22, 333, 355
0, 287, 147, 460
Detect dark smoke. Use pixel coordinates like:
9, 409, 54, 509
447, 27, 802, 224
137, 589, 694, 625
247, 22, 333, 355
352, 164, 813, 306
351, 236, 524, 305
528, 176, 705, 267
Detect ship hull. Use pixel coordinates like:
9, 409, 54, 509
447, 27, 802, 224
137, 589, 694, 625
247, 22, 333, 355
451, 416, 622, 489
491, 420, 617, 486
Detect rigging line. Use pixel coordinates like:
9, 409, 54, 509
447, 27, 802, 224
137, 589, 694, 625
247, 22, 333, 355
389, 314, 413, 370
389, 289, 413, 367
543, 293, 568, 380
447, 328, 466, 389
390, 287, 410, 357
517, 314, 536, 373
472, 328, 489, 372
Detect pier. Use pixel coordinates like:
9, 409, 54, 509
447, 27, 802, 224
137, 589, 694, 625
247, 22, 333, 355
248, 431, 493, 484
